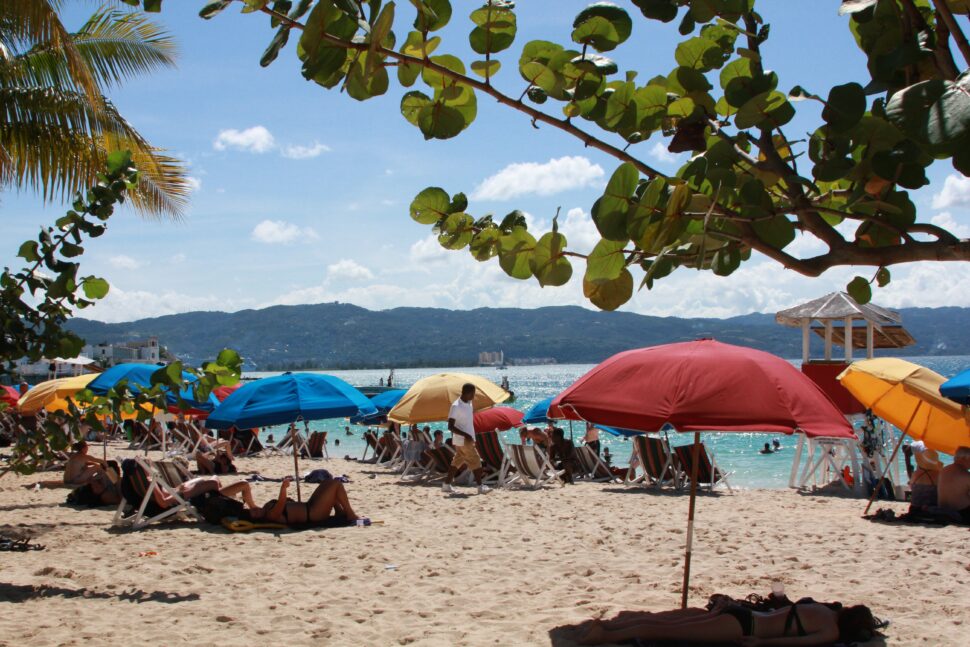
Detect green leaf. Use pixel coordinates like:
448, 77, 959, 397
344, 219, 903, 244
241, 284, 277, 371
200, 1, 234, 19
884, 71, 970, 157
80, 277, 110, 299
594, 163, 639, 241
17, 241, 40, 263
106, 150, 133, 175
711, 246, 741, 276
530, 232, 572, 287
876, 267, 891, 287
469, 228, 502, 261
498, 227, 536, 279
409, 186, 450, 224
586, 239, 627, 281
847, 276, 872, 304
260, 26, 291, 67
822, 82, 866, 133
735, 91, 795, 130
584, 268, 633, 310
471, 59, 501, 78
438, 213, 474, 249
143, 0, 162, 11
871, 141, 929, 189
674, 36, 725, 72
410, 0, 452, 31
571, 3, 633, 52
752, 215, 795, 249
631, 0, 679, 23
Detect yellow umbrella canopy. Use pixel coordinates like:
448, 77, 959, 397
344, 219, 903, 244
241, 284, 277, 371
838, 358, 970, 455
17, 374, 98, 415
387, 373, 510, 424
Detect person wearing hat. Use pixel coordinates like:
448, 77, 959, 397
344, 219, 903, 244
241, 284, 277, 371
908, 441, 943, 511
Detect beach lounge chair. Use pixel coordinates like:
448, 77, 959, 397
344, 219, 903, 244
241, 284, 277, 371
399, 429, 432, 480
376, 434, 402, 466
626, 435, 679, 488
673, 442, 733, 492
574, 444, 617, 482
505, 443, 564, 489
304, 431, 329, 459
113, 457, 202, 529
475, 430, 513, 486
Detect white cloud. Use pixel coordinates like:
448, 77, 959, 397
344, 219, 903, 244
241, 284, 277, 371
409, 236, 451, 267
185, 176, 202, 192
79, 286, 241, 323
930, 211, 970, 239
250, 219, 319, 244
327, 259, 374, 282
108, 254, 140, 270
649, 141, 678, 164
170, 253, 187, 263
931, 174, 970, 209
213, 126, 276, 153
280, 142, 330, 159
470, 156, 605, 201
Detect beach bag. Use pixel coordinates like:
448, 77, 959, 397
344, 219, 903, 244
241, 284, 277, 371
198, 493, 246, 525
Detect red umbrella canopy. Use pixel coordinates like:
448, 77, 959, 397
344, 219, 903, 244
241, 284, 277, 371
1, 385, 19, 408
473, 406, 524, 432
551, 339, 854, 439
214, 383, 243, 401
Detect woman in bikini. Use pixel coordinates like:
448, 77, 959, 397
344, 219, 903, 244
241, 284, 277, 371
247, 476, 359, 527
578, 601, 880, 646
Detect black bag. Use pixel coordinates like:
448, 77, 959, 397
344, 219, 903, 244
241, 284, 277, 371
66, 484, 102, 508
198, 493, 246, 525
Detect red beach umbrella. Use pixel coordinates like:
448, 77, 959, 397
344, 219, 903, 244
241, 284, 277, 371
473, 406, 524, 432
551, 339, 854, 608
214, 383, 243, 401
551, 339, 853, 439
1, 385, 20, 408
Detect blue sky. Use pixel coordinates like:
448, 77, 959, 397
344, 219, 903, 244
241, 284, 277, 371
4, 1, 970, 323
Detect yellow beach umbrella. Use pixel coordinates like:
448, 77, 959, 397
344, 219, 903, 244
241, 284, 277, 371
838, 358, 970, 513
17, 374, 98, 415
838, 358, 970, 456
387, 373, 510, 424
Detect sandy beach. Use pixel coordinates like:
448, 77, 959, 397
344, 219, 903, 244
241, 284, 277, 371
0, 447, 967, 646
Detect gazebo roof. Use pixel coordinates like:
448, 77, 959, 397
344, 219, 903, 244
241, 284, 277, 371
775, 292, 902, 328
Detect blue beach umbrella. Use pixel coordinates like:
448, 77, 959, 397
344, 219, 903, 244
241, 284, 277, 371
941, 368, 970, 405
207, 373, 377, 430
351, 389, 407, 425
522, 396, 556, 424
87, 363, 219, 412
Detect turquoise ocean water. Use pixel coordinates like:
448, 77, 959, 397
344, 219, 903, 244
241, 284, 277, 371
244, 356, 969, 489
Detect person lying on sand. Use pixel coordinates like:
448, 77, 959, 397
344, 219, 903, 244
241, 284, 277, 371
243, 476, 359, 527
577, 601, 881, 646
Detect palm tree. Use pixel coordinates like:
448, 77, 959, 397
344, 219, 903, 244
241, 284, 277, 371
1, 2, 189, 216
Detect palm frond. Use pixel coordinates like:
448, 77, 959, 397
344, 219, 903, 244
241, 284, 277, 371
0, 0, 103, 108
0, 87, 188, 216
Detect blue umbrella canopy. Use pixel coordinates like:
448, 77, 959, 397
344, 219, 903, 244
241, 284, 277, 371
941, 368, 970, 405
522, 396, 556, 424
207, 373, 377, 430
87, 363, 219, 412
350, 389, 407, 425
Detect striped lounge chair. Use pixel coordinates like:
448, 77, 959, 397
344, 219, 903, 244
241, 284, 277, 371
475, 430, 512, 486
626, 435, 679, 488
673, 442, 733, 492
505, 443, 564, 489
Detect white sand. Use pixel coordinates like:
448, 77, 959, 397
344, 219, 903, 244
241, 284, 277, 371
0, 446, 967, 646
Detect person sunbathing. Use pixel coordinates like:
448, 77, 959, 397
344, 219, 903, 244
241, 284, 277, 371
520, 427, 549, 448
64, 441, 114, 487
151, 474, 257, 510
245, 476, 359, 527
578, 601, 880, 646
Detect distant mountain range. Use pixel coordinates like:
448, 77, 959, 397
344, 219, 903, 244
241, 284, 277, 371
64, 303, 970, 370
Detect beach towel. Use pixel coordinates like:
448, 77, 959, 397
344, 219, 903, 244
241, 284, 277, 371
221, 517, 287, 532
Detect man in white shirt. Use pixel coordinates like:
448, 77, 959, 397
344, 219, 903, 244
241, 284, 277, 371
442, 383, 490, 494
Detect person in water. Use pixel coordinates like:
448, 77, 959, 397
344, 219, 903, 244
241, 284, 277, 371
772, 439, 781, 451
578, 601, 881, 646
760, 443, 774, 455
245, 476, 359, 526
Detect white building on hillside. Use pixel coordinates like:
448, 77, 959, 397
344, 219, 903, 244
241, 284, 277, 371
82, 337, 162, 367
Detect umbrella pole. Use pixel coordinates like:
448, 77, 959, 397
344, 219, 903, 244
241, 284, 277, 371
681, 431, 701, 609
863, 404, 919, 515
290, 423, 303, 502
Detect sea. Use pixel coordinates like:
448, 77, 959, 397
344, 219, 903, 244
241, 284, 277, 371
244, 355, 969, 489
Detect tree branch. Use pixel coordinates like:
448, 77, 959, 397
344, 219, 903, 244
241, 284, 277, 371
932, 0, 970, 67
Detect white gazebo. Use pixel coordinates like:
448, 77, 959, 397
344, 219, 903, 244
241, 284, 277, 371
775, 292, 915, 496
